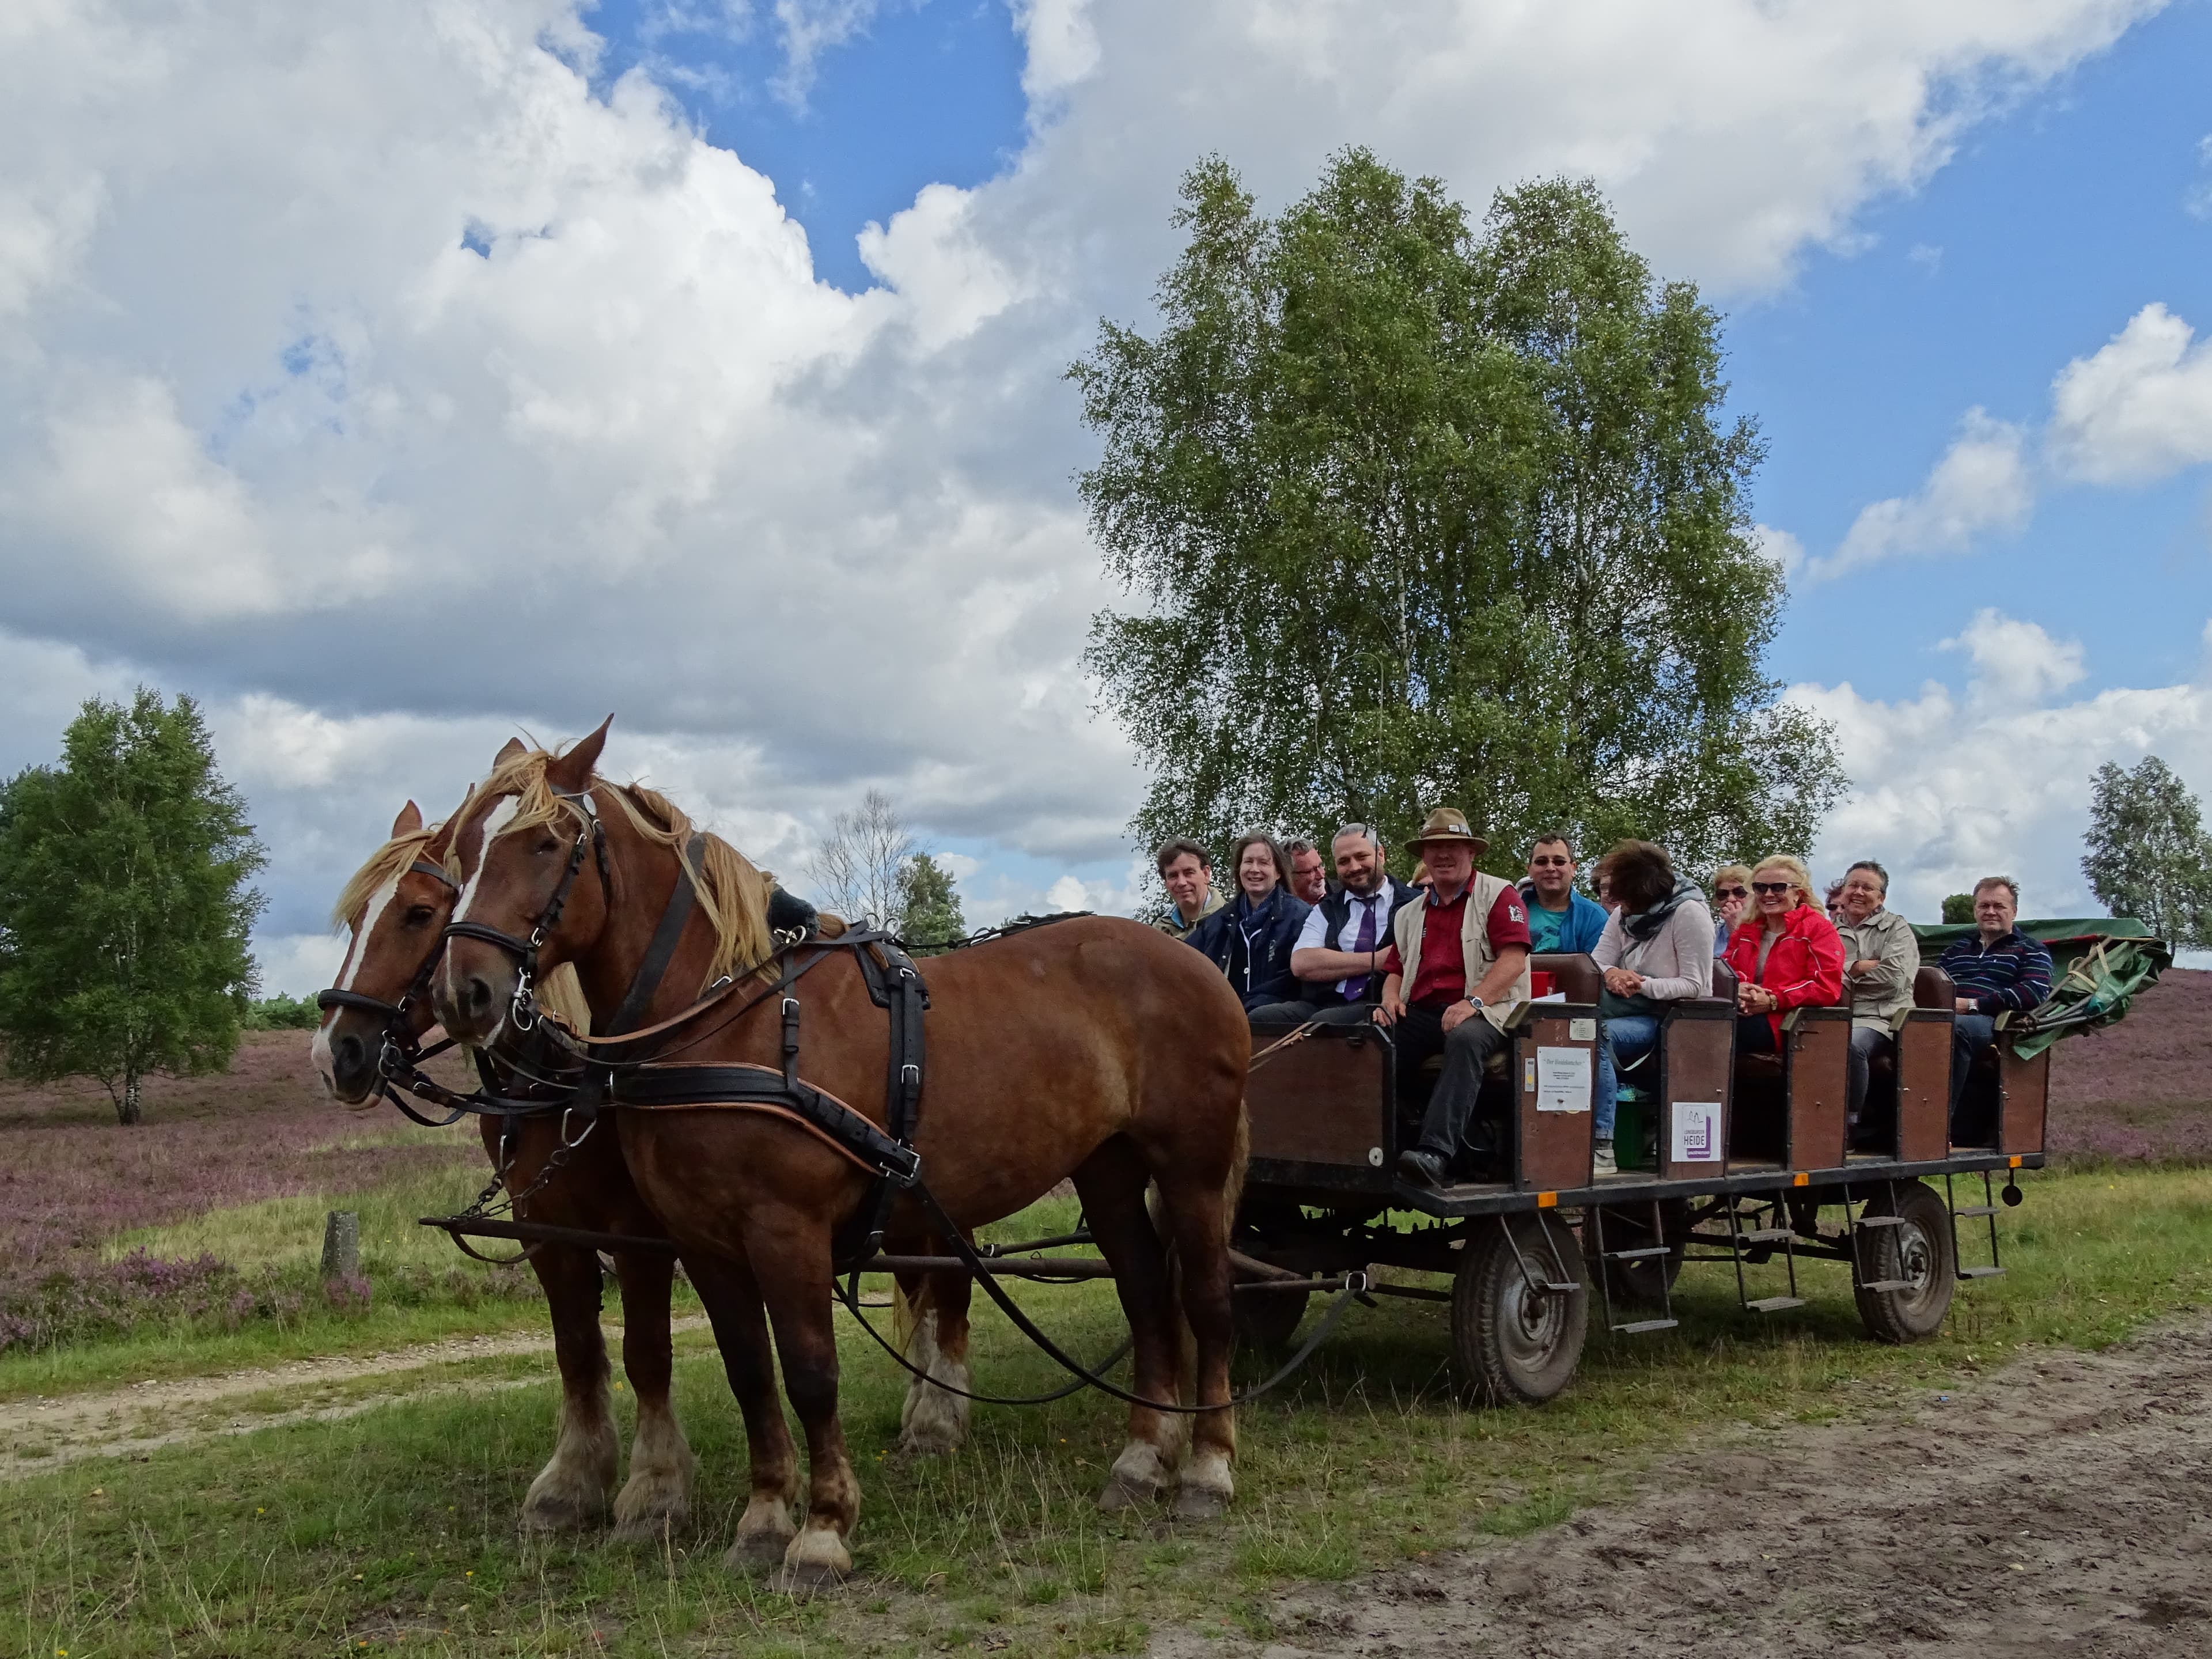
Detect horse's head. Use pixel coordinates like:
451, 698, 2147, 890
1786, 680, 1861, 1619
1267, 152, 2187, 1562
433, 719, 616, 1047
313, 798, 464, 1108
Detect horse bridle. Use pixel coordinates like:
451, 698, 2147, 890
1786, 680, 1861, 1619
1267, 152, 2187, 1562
440, 789, 611, 1035
315, 857, 476, 1126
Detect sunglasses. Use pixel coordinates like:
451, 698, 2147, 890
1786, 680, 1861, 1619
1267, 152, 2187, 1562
1714, 885, 1748, 899
1751, 881, 1792, 895
1529, 855, 1571, 868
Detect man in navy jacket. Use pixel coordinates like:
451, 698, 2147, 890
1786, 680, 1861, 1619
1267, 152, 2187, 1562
1938, 876, 2053, 1132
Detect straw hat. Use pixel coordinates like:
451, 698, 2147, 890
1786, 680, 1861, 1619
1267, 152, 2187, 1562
1405, 806, 1488, 858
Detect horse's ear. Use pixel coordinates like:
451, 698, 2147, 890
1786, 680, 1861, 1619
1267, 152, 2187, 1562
547, 716, 613, 794
493, 737, 525, 766
391, 800, 423, 838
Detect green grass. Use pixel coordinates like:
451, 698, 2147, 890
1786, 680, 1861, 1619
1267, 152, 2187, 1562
4, 1167, 2209, 1658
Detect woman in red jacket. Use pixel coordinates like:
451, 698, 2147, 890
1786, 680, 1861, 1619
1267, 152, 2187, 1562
1724, 854, 1845, 1059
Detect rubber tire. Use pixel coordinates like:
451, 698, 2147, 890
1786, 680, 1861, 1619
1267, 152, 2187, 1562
1594, 1200, 1688, 1309
1451, 1214, 1589, 1407
1232, 1277, 1311, 1354
1854, 1180, 1957, 1344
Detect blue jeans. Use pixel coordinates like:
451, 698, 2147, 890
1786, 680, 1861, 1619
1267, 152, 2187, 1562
1595, 1016, 1654, 1145
1593, 1017, 1620, 1141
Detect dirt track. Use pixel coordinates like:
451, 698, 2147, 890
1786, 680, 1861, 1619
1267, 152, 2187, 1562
1158, 1318, 2212, 1658
0, 1319, 710, 1475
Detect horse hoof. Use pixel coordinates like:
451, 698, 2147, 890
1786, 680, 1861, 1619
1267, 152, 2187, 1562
518, 1493, 603, 1535
1096, 1472, 1162, 1513
770, 1560, 849, 1599
724, 1498, 798, 1572
1172, 1484, 1229, 1521
610, 1512, 679, 1548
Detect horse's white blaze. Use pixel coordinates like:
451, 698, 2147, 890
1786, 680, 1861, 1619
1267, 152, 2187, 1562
311, 873, 399, 1084
451, 794, 522, 925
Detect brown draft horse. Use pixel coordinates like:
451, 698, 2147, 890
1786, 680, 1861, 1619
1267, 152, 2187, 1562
430, 721, 1252, 1587
312, 776, 772, 1544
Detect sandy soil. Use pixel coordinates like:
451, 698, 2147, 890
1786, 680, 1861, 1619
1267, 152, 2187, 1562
0, 1318, 709, 1476
1158, 1317, 2212, 1659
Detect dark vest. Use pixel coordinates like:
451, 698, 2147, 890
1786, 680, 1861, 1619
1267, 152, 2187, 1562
1312, 877, 1421, 1005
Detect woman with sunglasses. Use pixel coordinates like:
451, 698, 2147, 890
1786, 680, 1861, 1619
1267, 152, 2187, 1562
1722, 855, 1845, 1064
1710, 864, 1753, 957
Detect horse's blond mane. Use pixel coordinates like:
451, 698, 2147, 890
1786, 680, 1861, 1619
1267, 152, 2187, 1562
331, 825, 452, 930
458, 748, 778, 989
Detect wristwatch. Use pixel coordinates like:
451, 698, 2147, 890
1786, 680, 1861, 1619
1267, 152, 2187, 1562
1466, 995, 1485, 1010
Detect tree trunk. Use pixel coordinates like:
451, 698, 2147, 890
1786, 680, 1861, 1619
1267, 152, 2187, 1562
116, 1070, 142, 1126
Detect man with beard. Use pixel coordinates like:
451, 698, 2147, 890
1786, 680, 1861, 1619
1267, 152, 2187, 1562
1257, 823, 1421, 1024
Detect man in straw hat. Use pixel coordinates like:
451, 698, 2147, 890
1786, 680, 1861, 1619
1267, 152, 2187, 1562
1370, 807, 1532, 1187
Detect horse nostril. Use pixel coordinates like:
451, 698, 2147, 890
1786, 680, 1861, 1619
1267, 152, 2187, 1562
334, 1033, 365, 1079
464, 975, 493, 1018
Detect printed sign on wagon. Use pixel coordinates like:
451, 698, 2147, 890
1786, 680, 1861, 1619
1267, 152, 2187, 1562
1672, 1100, 1722, 1164
1534, 1046, 1592, 1113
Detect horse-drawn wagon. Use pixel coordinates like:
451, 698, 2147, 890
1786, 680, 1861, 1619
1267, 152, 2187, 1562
1229, 923, 2168, 1406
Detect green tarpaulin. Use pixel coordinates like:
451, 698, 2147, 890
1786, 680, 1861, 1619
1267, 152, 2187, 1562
1910, 918, 2172, 1059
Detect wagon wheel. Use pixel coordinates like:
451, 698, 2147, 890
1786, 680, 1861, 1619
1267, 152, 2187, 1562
1452, 1214, 1588, 1406
1854, 1180, 1956, 1344
1232, 1272, 1311, 1354
1594, 1199, 1688, 1309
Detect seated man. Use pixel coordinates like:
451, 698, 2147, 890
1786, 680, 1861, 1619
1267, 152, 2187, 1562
1153, 838, 1224, 942
1831, 860, 1918, 1148
1274, 823, 1421, 1025
1518, 831, 1616, 1150
1369, 808, 1532, 1188
1520, 833, 1608, 955
1938, 876, 2053, 1137
1285, 838, 1330, 905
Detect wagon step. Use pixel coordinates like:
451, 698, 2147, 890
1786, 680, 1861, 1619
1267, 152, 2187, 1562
1601, 1245, 1673, 1261
1744, 1295, 1807, 1313
1612, 1317, 1679, 1335
1858, 1278, 1915, 1293
1854, 1214, 1907, 1230
1734, 1228, 1794, 1245
1952, 1205, 2000, 1218
1957, 1266, 2007, 1279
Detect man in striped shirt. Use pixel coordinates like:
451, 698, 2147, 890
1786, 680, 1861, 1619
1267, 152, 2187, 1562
1937, 876, 2053, 1130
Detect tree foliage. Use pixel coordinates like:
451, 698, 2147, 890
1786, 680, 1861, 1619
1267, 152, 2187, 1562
2081, 756, 2212, 946
897, 853, 968, 953
1073, 151, 1842, 879
1941, 893, 1975, 925
0, 690, 267, 1124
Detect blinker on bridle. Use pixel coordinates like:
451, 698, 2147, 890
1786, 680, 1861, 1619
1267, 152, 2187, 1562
315, 858, 462, 1025
440, 789, 612, 1033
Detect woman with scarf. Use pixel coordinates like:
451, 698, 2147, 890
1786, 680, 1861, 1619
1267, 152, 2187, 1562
1592, 841, 1717, 1174
1186, 832, 1315, 1019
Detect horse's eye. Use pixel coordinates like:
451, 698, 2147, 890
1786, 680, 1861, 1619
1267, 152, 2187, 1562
535, 836, 561, 856
403, 905, 437, 927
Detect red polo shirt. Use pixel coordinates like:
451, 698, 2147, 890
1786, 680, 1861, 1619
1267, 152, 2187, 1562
1378, 886, 1531, 1009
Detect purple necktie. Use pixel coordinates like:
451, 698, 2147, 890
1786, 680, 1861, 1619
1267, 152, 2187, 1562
1345, 896, 1378, 1001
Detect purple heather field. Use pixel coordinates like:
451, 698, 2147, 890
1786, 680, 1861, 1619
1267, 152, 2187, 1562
0, 1031, 491, 1353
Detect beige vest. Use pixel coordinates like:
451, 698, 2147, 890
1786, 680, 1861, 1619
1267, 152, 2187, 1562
1389, 871, 1532, 1032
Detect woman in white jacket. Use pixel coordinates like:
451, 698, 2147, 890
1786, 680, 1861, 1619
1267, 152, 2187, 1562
1593, 842, 1717, 1163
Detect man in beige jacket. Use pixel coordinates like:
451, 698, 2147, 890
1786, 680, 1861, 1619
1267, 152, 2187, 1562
1371, 808, 1532, 1188
1832, 859, 1920, 1147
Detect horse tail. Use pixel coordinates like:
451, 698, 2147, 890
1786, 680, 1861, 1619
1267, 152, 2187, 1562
890, 1272, 920, 1354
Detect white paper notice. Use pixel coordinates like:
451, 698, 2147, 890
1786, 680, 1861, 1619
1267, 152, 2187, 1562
1535, 1046, 1592, 1114
1671, 1101, 1722, 1164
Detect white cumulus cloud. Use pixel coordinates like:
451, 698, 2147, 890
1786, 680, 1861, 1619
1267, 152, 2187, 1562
2049, 302, 2212, 485
1804, 410, 2033, 582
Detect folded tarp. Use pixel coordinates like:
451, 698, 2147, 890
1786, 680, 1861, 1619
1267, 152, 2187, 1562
1910, 918, 2172, 1059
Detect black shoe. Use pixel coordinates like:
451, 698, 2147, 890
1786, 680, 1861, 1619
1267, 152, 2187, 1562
1396, 1148, 1449, 1188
